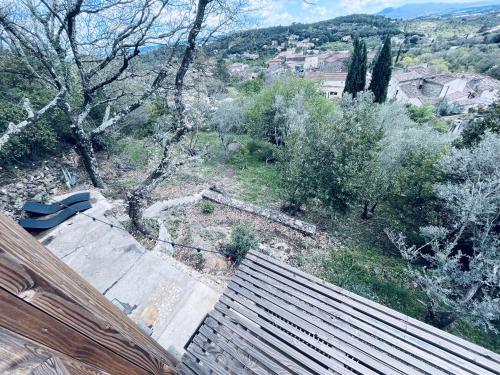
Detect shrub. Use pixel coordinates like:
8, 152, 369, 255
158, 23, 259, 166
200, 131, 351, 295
221, 224, 258, 265
201, 201, 215, 214
245, 139, 277, 163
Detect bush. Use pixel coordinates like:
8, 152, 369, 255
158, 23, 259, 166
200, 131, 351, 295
245, 139, 277, 162
244, 77, 330, 144
221, 224, 258, 265
201, 201, 215, 214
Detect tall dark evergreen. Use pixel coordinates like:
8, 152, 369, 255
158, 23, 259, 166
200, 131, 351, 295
369, 36, 392, 103
344, 37, 367, 97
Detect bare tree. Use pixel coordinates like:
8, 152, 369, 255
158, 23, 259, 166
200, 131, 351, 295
0, 0, 193, 187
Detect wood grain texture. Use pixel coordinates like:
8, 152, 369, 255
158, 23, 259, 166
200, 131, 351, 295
0, 327, 109, 375
181, 250, 500, 375
0, 213, 177, 375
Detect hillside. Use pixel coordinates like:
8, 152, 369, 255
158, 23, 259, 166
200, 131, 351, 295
210, 14, 401, 57
378, 1, 500, 20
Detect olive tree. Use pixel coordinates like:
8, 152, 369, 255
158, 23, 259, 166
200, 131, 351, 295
388, 133, 500, 331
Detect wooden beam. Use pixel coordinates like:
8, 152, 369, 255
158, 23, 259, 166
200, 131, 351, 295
0, 327, 108, 375
0, 213, 177, 375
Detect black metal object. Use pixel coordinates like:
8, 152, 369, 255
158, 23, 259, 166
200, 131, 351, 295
20, 200, 91, 230
22, 192, 90, 215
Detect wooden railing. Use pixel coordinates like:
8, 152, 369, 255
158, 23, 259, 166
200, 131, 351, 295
0, 213, 178, 375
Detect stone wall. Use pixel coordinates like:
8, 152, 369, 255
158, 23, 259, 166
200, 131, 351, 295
0, 164, 63, 219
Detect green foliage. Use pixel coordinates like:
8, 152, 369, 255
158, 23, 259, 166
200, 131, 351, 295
214, 58, 230, 83
455, 101, 500, 148
280, 92, 383, 210
437, 100, 462, 116
210, 14, 401, 56
390, 133, 500, 331
244, 139, 277, 163
407, 104, 434, 124
317, 248, 426, 317
0, 56, 72, 166
344, 37, 367, 97
245, 77, 331, 144
369, 36, 392, 103
239, 78, 264, 95
200, 201, 215, 214
221, 224, 258, 265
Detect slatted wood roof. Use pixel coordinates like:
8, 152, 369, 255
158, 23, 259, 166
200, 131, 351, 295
180, 250, 500, 375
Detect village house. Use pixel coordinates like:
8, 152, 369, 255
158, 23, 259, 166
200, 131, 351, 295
267, 50, 351, 75
305, 71, 348, 98
228, 63, 258, 79
388, 65, 500, 112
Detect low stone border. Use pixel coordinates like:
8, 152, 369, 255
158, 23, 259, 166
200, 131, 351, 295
202, 190, 316, 236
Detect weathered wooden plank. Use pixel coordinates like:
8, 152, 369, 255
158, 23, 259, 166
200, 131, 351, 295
217, 296, 353, 375
186, 336, 228, 375
231, 272, 425, 375
180, 353, 211, 375
245, 252, 500, 375
222, 287, 385, 375
240, 260, 478, 375
0, 328, 109, 375
198, 325, 268, 375
194, 332, 256, 375
0, 288, 149, 375
0, 213, 177, 375
237, 264, 452, 375
202, 190, 316, 235
205, 313, 293, 375
31, 357, 70, 375
248, 251, 500, 366
213, 303, 328, 375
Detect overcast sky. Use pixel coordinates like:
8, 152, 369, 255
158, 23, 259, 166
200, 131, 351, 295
246, 0, 487, 26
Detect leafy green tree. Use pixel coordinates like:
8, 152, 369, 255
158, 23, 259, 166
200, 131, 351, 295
245, 77, 328, 144
369, 36, 392, 103
389, 133, 500, 331
280, 92, 383, 211
214, 58, 230, 83
455, 101, 500, 149
344, 37, 367, 97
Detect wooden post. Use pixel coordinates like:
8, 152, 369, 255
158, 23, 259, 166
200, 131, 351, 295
0, 213, 177, 375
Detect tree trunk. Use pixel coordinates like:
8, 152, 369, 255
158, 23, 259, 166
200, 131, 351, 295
370, 202, 378, 214
127, 187, 152, 235
72, 126, 105, 188
361, 201, 370, 219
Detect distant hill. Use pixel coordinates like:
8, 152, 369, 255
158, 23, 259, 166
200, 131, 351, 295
378, 1, 500, 20
209, 14, 401, 57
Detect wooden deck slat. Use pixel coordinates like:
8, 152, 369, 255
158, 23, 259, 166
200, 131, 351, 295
187, 336, 228, 375
238, 262, 469, 375
214, 302, 333, 375
204, 313, 293, 375
182, 353, 212, 375
248, 251, 500, 365
191, 333, 246, 375
218, 294, 360, 375
239, 260, 479, 375
233, 269, 435, 375
198, 324, 270, 375
245, 252, 500, 375
225, 281, 394, 375
182, 251, 500, 375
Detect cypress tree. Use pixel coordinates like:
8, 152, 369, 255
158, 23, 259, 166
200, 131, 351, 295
344, 37, 367, 97
369, 36, 392, 103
